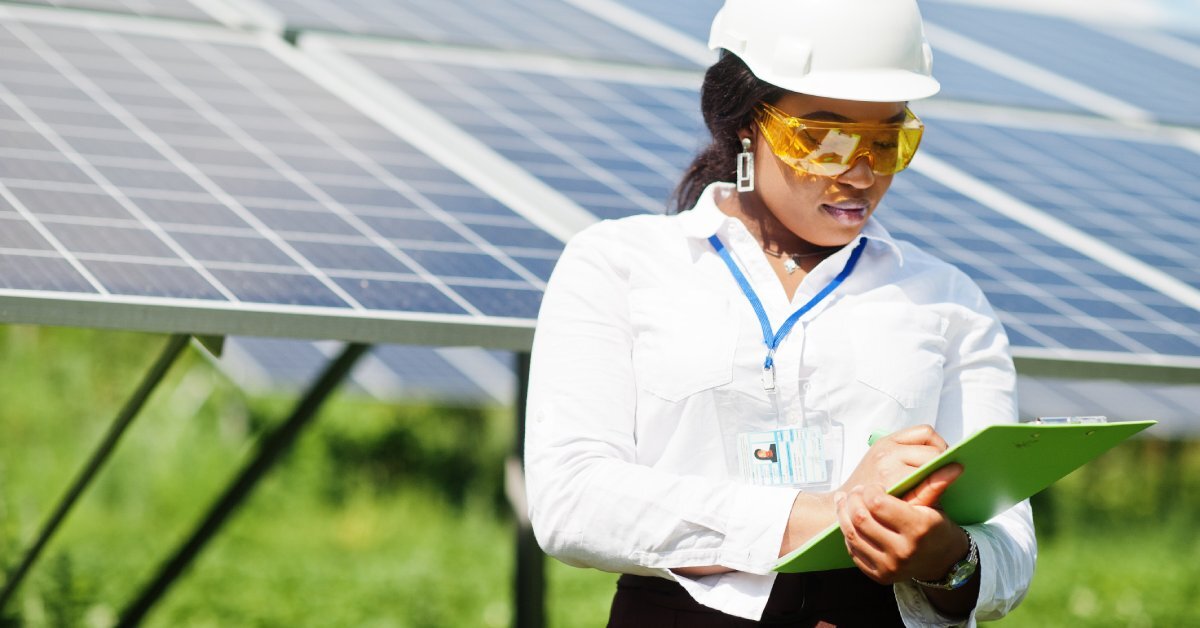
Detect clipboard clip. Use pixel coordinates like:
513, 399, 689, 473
1033, 416, 1108, 425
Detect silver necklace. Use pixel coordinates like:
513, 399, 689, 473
763, 246, 841, 274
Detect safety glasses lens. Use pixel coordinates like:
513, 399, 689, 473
756, 104, 923, 177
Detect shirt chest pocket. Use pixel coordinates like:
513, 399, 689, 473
849, 302, 948, 410
629, 288, 738, 402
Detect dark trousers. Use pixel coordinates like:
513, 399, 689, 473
608, 569, 903, 627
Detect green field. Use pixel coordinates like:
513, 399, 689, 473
1, 326, 1197, 627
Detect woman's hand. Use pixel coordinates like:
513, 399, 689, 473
778, 424, 950, 558
835, 463, 981, 616
834, 463, 966, 584
840, 424, 948, 493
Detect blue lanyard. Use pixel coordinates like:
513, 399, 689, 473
708, 234, 868, 391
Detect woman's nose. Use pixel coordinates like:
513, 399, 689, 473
835, 154, 877, 189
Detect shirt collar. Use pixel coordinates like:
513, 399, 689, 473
677, 181, 732, 240
676, 181, 906, 264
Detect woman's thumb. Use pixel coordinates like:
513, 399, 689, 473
903, 463, 963, 508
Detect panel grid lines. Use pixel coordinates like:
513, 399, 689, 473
882, 174, 1200, 357
0, 15, 561, 324
0, 70, 238, 298
0, 181, 107, 292
187, 40, 552, 293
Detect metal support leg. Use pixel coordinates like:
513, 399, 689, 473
0, 333, 191, 613
118, 342, 370, 627
512, 352, 545, 628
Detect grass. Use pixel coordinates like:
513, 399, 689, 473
0, 325, 1197, 626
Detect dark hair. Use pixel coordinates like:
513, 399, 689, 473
671, 52, 785, 213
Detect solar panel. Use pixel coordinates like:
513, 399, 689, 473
883, 172, 1200, 360
600, 0, 722, 43
927, 52, 1088, 114
921, 119, 1200, 293
1017, 376, 1200, 438
337, 47, 703, 219
219, 337, 515, 404
921, 0, 1200, 126
249, 0, 698, 68
303, 40, 1200, 372
6, 0, 1198, 377
0, 8, 563, 347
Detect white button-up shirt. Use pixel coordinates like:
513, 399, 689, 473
525, 182, 1036, 625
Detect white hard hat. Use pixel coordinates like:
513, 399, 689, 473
708, 0, 940, 102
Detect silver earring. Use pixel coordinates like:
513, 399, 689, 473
736, 137, 754, 192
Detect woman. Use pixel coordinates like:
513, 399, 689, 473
525, 0, 1036, 625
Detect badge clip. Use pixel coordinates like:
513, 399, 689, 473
761, 364, 776, 391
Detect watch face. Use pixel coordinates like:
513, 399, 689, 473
948, 558, 978, 589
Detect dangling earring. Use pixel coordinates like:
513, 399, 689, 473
736, 137, 754, 192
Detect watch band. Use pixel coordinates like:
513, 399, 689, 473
912, 530, 978, 590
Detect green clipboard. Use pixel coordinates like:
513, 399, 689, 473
774, 420, 1156, 573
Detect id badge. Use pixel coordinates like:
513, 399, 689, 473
736, 426, 831, 488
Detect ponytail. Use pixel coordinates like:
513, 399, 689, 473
671, 53, 784, 213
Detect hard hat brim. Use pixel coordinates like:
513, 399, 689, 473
754, 68, 942, 103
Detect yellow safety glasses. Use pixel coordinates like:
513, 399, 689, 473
755, 101, 925, 177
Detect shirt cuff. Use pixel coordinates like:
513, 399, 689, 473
717, 484, 801, 573
666, 485, 800, 621
672, 570, 780, 621
894, 580, 976, 628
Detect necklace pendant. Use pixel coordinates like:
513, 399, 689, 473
783, 256, 799, 274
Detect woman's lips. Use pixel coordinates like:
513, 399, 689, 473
821, 201, 869, 226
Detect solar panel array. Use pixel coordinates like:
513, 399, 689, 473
1, 0, 1198, 403
0, 6, 558, 350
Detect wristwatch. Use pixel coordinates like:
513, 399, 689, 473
912, 530, 978, 590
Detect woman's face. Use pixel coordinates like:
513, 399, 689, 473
744, 92, 907, 247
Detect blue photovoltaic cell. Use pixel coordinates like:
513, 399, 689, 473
0, 252, 95, 292
254, 0, 697, 68
12, 0, 219, 23
333, 277, 468, 314
922, 119, 1200, 293
0, 17, 560, 323
921, 1, 1200, 126
84, 260, 229, 299
350, 54, 704, 219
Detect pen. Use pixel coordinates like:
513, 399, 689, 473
867, 430, 889, 446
